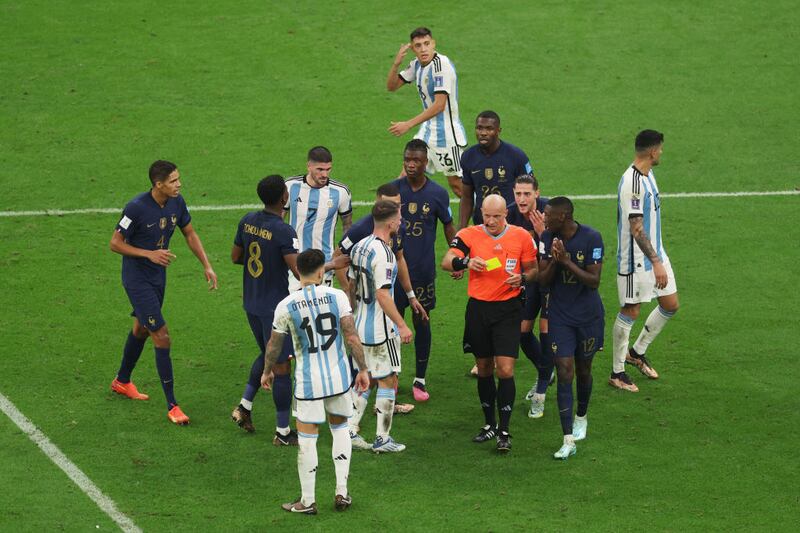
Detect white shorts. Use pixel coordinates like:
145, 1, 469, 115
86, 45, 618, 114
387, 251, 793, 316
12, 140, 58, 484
617, 257, 678, 306
292, 392, 353, 425
420, 143, 464, 178
357, 336, 401, 379
288, 269, 334, 292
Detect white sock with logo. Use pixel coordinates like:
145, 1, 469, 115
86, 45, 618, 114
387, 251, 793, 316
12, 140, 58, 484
297, 432, 318, 507
632, 306, 675, 355
349, 388, 370, 432
330, 422, 351, 497
612, 313, 635, 373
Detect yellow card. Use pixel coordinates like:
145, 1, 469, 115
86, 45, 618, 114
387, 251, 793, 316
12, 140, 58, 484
485, 257, 502, 271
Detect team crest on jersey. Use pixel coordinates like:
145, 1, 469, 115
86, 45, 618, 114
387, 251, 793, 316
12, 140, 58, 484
551, 342, 558, 354
422, 203, 430, 214
159, 217, 167, 229
576, 251, 585, 263
148, 315, 156, 326
327, 199, 333, 208
498, 166, 507, 181
484, 168, 494, 180
170, 214, 177, 226
408, 202, 418, 214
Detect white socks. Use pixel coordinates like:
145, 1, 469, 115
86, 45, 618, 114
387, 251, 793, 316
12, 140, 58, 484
375, 387, 396, 440
297, 432, 318, 506
349, 388, 370, 432
239, 398, 253, 411
612, 313, 635, 373
632, 306, 675, 355
330, 422, 351, 497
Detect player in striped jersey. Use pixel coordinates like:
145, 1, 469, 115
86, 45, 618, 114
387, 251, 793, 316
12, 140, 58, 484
347, 200, 413, 453
611, 130, 680, 393
285, 146, 352, 289
387, 27, 467, 198
263, 249, 370, 514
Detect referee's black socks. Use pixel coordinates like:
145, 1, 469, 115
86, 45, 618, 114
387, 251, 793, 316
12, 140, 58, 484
497, 377, 515, 433
477, 375, 497, 428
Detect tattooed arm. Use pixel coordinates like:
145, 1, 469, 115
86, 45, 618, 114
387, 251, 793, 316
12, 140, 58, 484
341, 315, 370, 392
260, 331, 287, 390
630, 215, 667, 289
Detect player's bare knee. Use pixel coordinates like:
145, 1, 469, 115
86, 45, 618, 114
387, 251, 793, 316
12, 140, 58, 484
149, 326, 171, 348
659, 294, 679, 313
475, 358, 494, 376
622, 304, 640, 320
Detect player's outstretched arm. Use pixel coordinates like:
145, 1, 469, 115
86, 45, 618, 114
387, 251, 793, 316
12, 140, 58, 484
261, 331, 287, 390
629, 215, 667, 288
389, 93, 446, 137
110, 230, 175, 266
180, 223, 217, 290
387, 43, 411, 91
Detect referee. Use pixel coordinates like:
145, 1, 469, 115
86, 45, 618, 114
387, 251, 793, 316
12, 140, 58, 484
442, 194, 538, 453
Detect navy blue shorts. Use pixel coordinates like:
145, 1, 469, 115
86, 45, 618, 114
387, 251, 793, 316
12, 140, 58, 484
548, 319, 604, 359
125, 282, 165, 331
246, 312, 293, 363
522, 283, 549, 321
394, 279, 436, 312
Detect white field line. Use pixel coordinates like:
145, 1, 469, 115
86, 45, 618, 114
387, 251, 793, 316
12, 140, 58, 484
0, 391, 142, 533
0, 190, 797, 218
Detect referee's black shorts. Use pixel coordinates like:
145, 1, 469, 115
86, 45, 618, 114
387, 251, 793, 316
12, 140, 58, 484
462, 297, 522, 359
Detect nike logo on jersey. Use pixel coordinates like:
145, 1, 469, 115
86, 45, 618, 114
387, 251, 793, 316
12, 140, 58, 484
147, 223, 156, 228
471, 170, 481, 174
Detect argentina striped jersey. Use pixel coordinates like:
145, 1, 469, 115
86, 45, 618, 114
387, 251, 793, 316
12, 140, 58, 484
348, 235, 398, 346
285, 175, 352, 261
616, 165, 667, 274
272, 284, 354, 400
399, 53, 467, 148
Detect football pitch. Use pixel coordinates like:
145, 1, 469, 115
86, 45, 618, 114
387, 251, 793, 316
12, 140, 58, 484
1, 1, 798, 531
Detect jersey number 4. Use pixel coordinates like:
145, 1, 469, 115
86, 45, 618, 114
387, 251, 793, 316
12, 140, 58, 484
300, 313, 338, 353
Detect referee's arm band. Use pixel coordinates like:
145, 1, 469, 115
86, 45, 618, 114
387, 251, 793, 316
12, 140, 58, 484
452, 256, 469, 271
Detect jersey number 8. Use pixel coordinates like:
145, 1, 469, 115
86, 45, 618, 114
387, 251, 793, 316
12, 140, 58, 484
247, 242, 264, 278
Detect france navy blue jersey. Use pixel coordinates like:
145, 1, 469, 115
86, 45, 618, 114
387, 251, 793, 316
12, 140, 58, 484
393, 177, 452, 282
541, 224, 604, 326
339, 214, 403, 256
461, 141, 533, 224
116, 191, 191, 287
234, 210, 299, 316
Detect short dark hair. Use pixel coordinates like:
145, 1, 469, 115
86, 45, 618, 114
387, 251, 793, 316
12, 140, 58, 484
297, 249, 325, 277
635, 129, 664, 152
410, 27, 432, 40
477, 110, 500, 125
257, 175, 287, 206
547, 196, 574, 215
376, 182, 400, 198
307, 146, 332, 163
149, 160, 177, 184
514, 173, 539, 190
405, 138, 428, 153
372, 199, 400, 223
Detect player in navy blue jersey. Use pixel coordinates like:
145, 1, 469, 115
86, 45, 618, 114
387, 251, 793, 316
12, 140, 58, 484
110, 160, 217, 425
230, 175, 300, 443
506, 175, 555, 418
393, 139, 456, 401
459, 110, 534, 229
538, 197, 605, 460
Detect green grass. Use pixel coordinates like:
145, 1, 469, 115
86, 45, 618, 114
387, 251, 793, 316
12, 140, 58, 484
1, 1, 799, 531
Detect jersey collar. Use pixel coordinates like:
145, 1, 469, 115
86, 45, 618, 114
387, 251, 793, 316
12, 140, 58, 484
481, 223, 509, 240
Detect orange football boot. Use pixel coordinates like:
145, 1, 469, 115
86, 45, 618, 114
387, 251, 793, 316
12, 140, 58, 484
167, 405, 190, 425
111, 378, 149, 400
